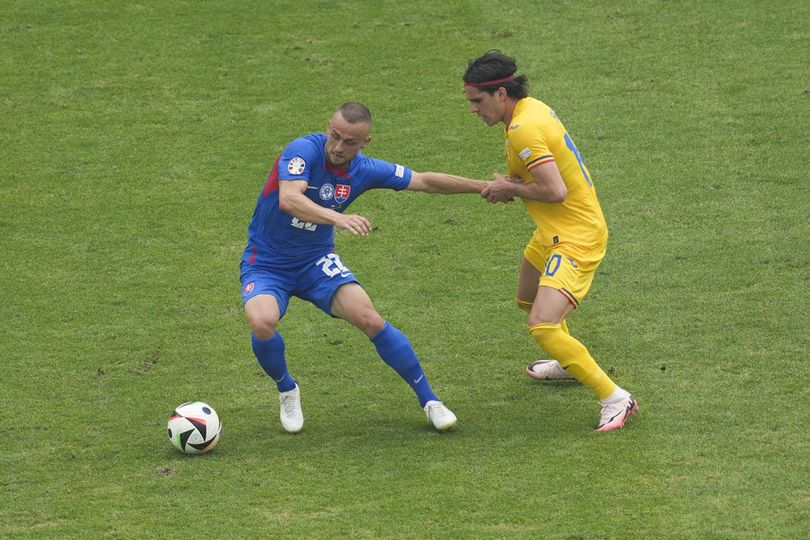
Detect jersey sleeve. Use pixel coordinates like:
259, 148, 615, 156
278, 137, 319, 181
508, 124, 555, 171
362, 157, 413, 191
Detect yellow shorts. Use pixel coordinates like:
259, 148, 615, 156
523, 233, 607, 308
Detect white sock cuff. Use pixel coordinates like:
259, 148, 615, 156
601, 387, 630, 404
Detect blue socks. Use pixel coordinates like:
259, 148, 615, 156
252, 323, 439, 406
371, 322, 438, 407
251, 332, 296, 392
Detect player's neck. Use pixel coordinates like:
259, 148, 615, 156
502, 98, 518, 126
326, 159, 350, 172
325, 156, 351, 174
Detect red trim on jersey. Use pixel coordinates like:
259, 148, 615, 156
261, 155, 282, 197
248, 247, 256, 264
326, 162, 350, 179
527, 156, 555, 170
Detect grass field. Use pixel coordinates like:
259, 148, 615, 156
2, 1, 809, 537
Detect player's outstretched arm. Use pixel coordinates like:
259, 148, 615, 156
279, 180, 371, 236
482, 164, 567, 204
407, 171, 488, 195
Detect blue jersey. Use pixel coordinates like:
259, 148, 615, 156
242, 133, 413, 266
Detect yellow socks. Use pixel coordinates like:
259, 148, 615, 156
529, 323, 616, 400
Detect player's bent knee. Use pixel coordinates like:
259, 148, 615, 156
528, 314, 557, 327
251, 324, 277, 341
247, 315, 278, 340
527, 306, 564, 327
354, 311, 385, 337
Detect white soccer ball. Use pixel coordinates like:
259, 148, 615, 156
167, 401, 222, 454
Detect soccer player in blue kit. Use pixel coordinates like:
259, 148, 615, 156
240, 102, 487, 433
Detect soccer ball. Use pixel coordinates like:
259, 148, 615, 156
167, 401, 222, 454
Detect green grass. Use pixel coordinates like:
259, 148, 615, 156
2, 0, 809, 537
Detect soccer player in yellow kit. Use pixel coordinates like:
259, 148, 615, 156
463, 50, 637, 432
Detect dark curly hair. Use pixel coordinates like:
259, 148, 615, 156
463, 50, 528, 99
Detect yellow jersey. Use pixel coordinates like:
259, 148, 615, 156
505, 97, 608, 250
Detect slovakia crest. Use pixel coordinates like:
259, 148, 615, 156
319, 183, 335, 200
335, 184, 351, 204
287, 157, 306, 175
243, 282, 255, 295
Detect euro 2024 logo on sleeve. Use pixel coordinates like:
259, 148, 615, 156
288, 157, 306, 175
335, 184, 351, 204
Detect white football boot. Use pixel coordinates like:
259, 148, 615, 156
525, 359, 575, 381
596, 394, 638, 432
423, 400, 457, 431
279, 384, 304, 433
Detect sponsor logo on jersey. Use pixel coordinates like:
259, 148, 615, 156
335, 184, 351, 204
509, 124, 520, 130
319, 183, 335, 200
243, 282, 255, 295
287, 157, 306, 175
394, 164, 405, 178
518, 147, 532, 160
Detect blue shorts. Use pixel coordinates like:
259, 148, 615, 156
239, 252, 359, 318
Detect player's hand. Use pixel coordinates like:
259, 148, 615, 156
481, 173, 515, 203
336, 214, 371, 236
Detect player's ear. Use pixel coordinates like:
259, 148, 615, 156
361, 136, 371, 149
